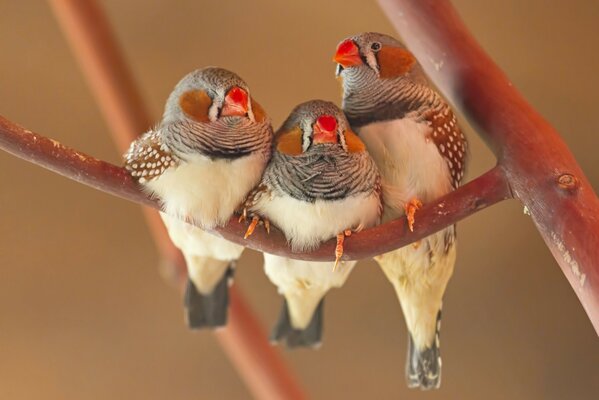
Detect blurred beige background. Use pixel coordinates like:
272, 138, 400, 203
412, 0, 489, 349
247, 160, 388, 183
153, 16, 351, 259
1, 0, 598, 399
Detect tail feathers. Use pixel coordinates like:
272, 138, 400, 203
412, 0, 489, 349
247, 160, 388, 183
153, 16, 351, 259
406, 311, 442, 390
271, 299, 324, 349
183, 264, 234, 329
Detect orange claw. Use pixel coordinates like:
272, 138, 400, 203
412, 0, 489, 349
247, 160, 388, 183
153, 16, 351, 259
238, 208, 248, 223
405, 198, 422, 232
243, 215, 271, 239
244, 216, 259, 239
334, 233, 345, 271
333, 230, 353, 271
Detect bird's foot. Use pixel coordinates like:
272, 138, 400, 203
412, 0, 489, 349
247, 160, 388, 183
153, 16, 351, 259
404, 198, 422, 232
243, 214, 270, 239
334, 229, 352, 271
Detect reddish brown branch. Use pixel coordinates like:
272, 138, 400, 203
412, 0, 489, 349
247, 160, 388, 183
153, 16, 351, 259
0, 114, 511, 261
379, 0, 599, 334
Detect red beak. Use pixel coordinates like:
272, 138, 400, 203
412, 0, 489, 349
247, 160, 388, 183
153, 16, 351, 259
333, 39, 362, 67
221, 86, 249, 117
313, 115, 338, 144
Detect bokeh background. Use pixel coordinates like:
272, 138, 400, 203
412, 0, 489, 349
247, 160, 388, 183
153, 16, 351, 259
1, 0, 598, 399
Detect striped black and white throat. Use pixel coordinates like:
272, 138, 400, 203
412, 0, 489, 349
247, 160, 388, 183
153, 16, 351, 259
263, 143, 378, 203
161, 116, 272, 161
340, 68, 444, 128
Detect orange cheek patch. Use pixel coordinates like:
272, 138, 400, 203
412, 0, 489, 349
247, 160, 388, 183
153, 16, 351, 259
276, 126, 303, 156
251, 99, 267, 123
344, 129, 366, 153
378, 47, 416, 79
179, 90, 212, 122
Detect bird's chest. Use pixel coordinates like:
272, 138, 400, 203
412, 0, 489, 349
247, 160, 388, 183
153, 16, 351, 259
146, 154, 266, 228
358, 118, 452, 218
254, 192, 380, 252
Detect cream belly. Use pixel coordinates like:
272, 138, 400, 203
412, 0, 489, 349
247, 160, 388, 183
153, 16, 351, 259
144, 153, 266, 294
252, 191, 381, 252
264, 255, 356, 329
146, 153, 267, 229
161, 213, 243, 294
357, 117, 452, 222
255, 190, 380, 329
358, 117, 456, 349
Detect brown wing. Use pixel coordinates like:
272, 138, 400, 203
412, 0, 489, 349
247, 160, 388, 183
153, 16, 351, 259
123, 130, 179, 183
239, 183, 271, 216
425, 105, 467, 188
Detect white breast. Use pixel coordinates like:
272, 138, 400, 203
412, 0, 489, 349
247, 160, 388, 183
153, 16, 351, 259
358, 118, 452, 221
264, 255, 356, 295
145, 153, 267, 229
161, 213, 244, 260
263, 254, 357, 329
253, 192, 380, 252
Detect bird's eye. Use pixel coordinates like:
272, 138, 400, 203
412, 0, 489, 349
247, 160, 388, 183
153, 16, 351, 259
370, 42, 381, 52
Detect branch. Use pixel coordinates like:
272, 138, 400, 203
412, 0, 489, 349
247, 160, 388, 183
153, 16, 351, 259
0, 114, 511, 261
379, 0, 599, 334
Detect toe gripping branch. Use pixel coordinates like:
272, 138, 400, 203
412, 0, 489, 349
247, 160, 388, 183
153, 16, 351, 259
239, 210, 270, 240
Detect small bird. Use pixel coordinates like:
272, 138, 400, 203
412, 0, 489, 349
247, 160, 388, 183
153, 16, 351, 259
243, 100, 382, 347
124, 67, 273, 328
334, 33, 468, 389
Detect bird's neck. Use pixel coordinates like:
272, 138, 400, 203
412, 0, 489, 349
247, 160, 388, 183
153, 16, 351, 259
342, 72, 442, 128
265, 146, 377, 202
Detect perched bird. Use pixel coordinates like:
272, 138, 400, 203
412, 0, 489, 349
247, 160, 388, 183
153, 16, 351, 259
334, 33, 467, 389
124, 67, 273, 328
243, 100, 382, 347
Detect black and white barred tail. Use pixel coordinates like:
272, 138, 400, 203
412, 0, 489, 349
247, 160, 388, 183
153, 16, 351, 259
271, 299, 324, 348
183, 264, 234, 329
406, 310, 442, 390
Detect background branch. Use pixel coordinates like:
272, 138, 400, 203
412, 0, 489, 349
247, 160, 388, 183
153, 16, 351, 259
47, 1, 305, 399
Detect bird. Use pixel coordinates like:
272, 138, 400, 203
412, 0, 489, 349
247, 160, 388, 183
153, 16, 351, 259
243, 100, 382, 348
124, 67, 273, 329
333, 32, 468, 389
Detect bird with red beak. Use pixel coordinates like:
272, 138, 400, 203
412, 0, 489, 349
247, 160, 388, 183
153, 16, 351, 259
243, 100, 382, 348
125, 67, 273, 329
334, 33, 468, 390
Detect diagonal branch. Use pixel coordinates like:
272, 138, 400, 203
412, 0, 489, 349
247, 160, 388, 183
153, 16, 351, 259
0, 114, 511, 261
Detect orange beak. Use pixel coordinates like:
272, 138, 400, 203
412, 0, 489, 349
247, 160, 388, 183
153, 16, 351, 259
333, 39, 362, 67
221, 86, 249, 117
313, 115, 338, 144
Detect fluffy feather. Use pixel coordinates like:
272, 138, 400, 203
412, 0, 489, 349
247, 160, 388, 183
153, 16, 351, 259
358, 116, 456, 358
358, 117, 452, 220
252, 191, 380, 252
125, 67, 273, 329
264, 255, 357, 329
145, 152, 268, 229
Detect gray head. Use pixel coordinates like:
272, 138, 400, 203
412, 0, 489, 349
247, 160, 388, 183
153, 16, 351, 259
275, 100, 366, 155
263, 100, 379, 206
162, 67, 266, 125
159, 67, 272, 160
333, 33, 438, 125
333, 32, 425, 83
